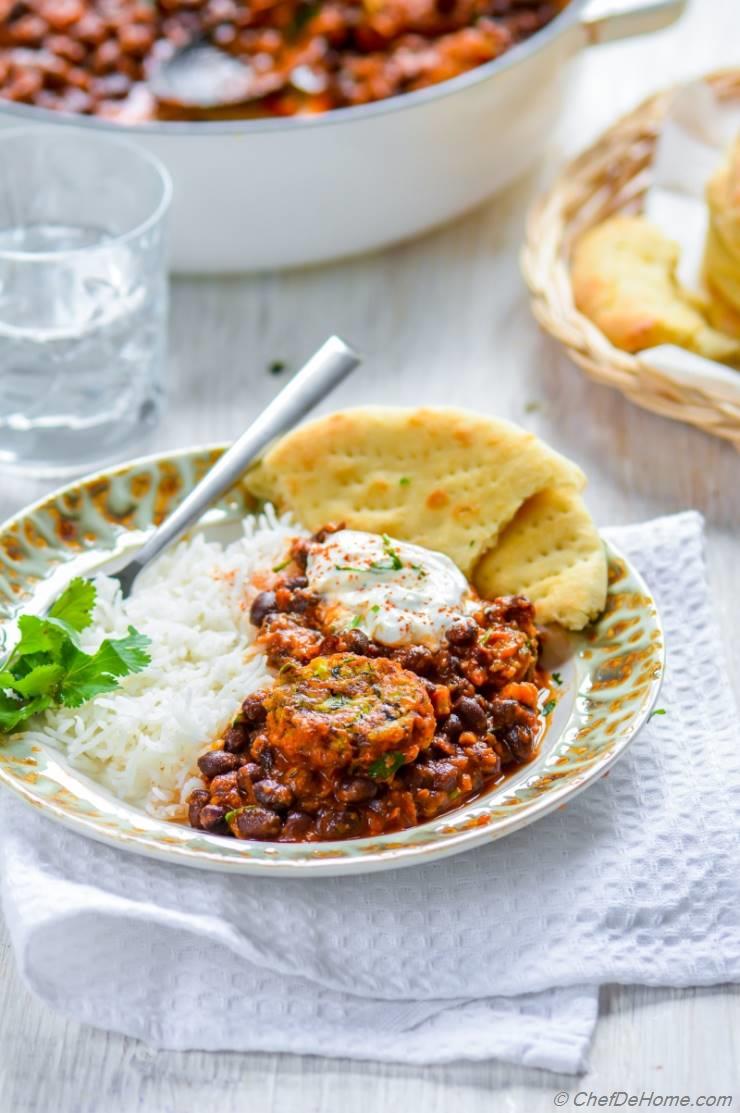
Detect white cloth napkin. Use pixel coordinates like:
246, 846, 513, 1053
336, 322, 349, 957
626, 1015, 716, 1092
0, 511, 738, 1074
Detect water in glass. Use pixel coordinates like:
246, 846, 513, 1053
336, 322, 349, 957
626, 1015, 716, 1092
0, 221, 166, 475
0, 128, 170, 477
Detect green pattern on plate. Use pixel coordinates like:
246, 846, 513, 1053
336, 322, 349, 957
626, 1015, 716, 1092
0, 447, 663, 876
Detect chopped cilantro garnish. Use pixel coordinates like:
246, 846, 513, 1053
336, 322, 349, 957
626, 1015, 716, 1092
368, 750, 406, 780
380, 534, 403, 570
648, 707, 667, 721
348, 614, 363, 630
338, 537, 405, 576
524, 400, 541, 414
552, 671, 563, 686
370, 604, 381, 614
268, 360, 287, 375
542, 698, 557, 716
0, 578, 151, 733
399, 477, 411, 487
272, 557, 291, 573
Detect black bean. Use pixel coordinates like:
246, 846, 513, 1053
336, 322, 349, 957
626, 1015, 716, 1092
249, 590, 277, 626
403, 762, 435, 789
444, 712, 463, 739
280, 811, 315, 841
236, 765, 255, 796
199, 804, 227, 831
336, 776, 377, 803
209, 770, 239, 796
316, 808, 362, 840
235, 805, 282, 840
223, 723, 250, 753
342, 628, 370, 655
283, 575, 308, 590
455, 695, 488, 734
426, 760, 459, 793
395, 644, 434, 674
488, 699, 527, 729
241, 694, 266, 727
288, 589, 320, 615
197, 749, 240, 778
446, 617, 478, 646
187, 788, 209, 828
254, 778, 293, 810
501, 724, 535, 762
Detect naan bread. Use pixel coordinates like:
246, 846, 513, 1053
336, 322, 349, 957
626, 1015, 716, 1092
572, 216, 740, 365
474, 488, 607, 630
246, 406, 586, 577
246, 407, 607, 628
704, 142, 740, 338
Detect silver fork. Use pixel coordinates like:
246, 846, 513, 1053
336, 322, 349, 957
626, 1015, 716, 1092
111, 335, 360, 599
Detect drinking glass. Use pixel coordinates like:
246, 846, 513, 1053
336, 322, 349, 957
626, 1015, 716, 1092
0, 128, 172, 477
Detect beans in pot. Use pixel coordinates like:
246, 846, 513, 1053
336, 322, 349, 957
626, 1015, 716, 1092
0, 0, 568, 121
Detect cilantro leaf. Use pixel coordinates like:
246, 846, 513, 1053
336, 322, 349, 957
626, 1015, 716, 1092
59, 627, 151, 708
648, 707, 667, 721
12, 615, 61, 659
0, 581, 152, 734
0, 690, 52, 733
48, 577, 96, 633
368, 751, 406, 780
6, 664, 65, 699
542, 698, 557, 716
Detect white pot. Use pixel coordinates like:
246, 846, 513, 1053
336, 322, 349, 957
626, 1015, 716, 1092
0, 0, 685, 273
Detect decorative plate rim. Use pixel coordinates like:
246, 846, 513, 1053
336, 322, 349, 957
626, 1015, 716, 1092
0, 445, 664, 876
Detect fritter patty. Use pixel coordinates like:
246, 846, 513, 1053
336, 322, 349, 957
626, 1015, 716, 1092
259, 652, 436, 774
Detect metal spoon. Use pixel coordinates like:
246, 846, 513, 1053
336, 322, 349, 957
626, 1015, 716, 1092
112, 335, 360, 598
149, 40, 281, 112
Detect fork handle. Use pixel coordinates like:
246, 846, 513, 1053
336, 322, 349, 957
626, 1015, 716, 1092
115, 335, 360, 596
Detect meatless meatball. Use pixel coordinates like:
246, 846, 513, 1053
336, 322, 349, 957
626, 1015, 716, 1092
257, 652, 436, 774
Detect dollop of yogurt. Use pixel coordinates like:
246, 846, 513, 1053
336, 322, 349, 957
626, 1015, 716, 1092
306, 529, 475, 646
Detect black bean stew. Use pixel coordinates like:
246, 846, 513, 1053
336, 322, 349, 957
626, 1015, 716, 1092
0, 0, 568, 122
188, 525, 548, 843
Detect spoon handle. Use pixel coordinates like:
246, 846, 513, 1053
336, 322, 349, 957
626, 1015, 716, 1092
116, 335, 360, 595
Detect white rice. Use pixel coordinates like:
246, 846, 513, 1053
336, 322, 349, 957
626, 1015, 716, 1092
24, 507, 306, 818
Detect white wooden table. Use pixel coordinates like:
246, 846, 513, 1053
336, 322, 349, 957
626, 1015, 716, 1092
1, 2, 739, 1107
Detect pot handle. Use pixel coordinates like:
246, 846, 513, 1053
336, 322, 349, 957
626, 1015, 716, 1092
581, 0, 687, 44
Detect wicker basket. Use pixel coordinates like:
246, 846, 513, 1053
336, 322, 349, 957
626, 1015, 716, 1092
522, 69, 740, 449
